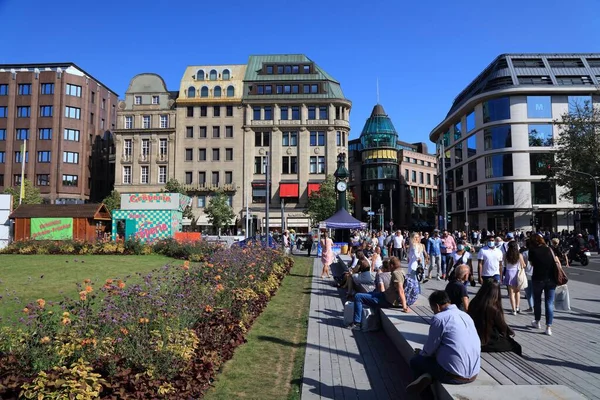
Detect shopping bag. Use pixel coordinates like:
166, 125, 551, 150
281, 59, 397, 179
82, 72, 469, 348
517, 267, 528, 290
555, 285, 571, 311
361, 307, 381, 332
343, 301, 354, 326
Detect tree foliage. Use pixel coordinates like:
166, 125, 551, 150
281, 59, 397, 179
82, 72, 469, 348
547, 99, 600, 202
102, 190, 121, 212
162, 178, 194, 219
204, 190, 235, 235
304, 175, 355, 223
3, 179, 43, 210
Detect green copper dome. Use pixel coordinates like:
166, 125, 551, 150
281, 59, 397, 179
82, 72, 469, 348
360, 104, 399, 150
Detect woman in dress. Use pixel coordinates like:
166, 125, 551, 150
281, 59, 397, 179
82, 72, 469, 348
320, 231, 335, 278
405, 232, 425, 304
503, 241, 524, 315
371, 246, 383, 271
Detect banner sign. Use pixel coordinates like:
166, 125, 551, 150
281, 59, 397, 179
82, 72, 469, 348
120, 193, 191, 212
31, 218, 73, 240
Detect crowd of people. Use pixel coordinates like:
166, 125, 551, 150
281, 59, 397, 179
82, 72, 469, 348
316, 227, 569, 395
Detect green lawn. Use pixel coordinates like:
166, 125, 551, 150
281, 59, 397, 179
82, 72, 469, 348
0, 254, 181, 322
204, 256, 313, 400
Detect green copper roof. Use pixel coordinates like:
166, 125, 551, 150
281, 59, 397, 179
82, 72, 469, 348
243, 54, 347, 101
360, 104, 399, 149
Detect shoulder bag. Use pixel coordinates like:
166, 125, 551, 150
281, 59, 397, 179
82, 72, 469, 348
549, 247, 568, 286
517, 255, 528, 290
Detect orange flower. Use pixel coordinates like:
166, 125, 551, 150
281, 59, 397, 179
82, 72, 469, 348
217, 268, 223, 273
120, 328, 129, 335
216, 284, 224, 292
83, 279, 91, 284
61, 317, 71, 325
183, 261, 190, 270
117, 280, 126, 289
139, 292, 147, 297
36, 299, 46, 308
214, 275, 221, 281
23, 307, 30, 314
207, 263, 214, 268
139, 317, 149, 324
40, 336, 51, 344
62, 311, 70, 317
79, 291, 87, 301
204, 305, 213, 313
85, 285, 93, 293
248, 274, 255, 280
106, 279, 113, 285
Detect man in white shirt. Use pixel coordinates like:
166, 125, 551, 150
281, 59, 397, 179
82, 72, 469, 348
477, 235, 503, 284
392, 230, 404, 259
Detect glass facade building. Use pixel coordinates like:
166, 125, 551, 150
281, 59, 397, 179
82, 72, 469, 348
430, 53, 600, 233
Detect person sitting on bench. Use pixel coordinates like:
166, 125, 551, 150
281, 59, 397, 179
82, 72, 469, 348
407, 290, 480, 394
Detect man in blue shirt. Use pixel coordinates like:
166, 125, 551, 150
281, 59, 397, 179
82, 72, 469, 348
426, 230, 442, 281
406, 290, 480, 394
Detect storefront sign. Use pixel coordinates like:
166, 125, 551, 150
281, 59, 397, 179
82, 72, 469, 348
120, 193, 190, 212
31, 218, 73, 240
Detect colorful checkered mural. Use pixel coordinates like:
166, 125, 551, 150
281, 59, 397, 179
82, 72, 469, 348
112, 210, 183, 242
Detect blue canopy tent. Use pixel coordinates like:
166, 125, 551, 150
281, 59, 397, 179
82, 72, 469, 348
320, 208, 367, 229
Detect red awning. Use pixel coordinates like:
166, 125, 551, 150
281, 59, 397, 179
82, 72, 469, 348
307, 183, 321, 195
280, 183, 299, 198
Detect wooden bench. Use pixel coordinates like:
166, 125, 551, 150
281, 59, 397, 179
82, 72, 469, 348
380, 305, 586, 400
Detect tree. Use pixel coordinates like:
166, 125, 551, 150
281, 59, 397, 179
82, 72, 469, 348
102, 190, 121, 212
162, 178, 194, 219
3, 179, 43, 210
204, 190, 235, 235
304, 175, 355, 224
547, 99, 600, 202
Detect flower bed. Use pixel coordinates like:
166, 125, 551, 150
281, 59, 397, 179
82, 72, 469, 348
0, 244, 293, 399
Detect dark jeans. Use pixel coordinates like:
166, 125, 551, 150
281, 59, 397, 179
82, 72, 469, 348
410, 354, 472, 384
441, 253, 448, 275
482, 274, 501, 282
392, 248, 402, 258
353, 292, 391, 324
533, 279, 556, 325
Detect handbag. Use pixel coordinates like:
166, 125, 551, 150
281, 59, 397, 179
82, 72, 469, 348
517, 255, 528, 290
549, 247, 568, 285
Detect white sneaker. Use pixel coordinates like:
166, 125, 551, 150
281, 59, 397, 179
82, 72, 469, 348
545, 326, 552, 336
512, 310, 517, 316
436, 276, 441, 281
531, 320, 541, 329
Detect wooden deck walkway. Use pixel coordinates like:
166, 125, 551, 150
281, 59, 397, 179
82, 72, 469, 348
418, 278, 600, 399
301, 258, 413, 400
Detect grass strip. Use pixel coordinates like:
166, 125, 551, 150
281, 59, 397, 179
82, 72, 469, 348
204, 255, 314, 400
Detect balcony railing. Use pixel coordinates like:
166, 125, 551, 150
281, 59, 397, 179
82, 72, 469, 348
279, 119, 302, 126
250, 120, 274, 127
305, 119, 329, 126
184, 183, 237, 192
121, 154, 132, 164
139, 154, 150, 163
156, 154, 168, 163
334, 119, 350, 128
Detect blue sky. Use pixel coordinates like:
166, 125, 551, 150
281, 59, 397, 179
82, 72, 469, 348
1, 0, 599, 149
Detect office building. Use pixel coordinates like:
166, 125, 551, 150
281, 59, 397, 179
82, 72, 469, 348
0, 63, 118, 203
429, 53, 600, 232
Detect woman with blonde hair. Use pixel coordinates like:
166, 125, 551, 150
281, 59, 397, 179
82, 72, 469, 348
405, 232, 426, 305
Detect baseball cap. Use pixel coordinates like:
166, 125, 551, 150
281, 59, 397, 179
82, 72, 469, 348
507, 232, 514, 239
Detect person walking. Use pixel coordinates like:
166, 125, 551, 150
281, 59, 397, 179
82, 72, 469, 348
502, 241, 524, 315
306, 234, 314, 257
392, 230, 404, 259
320, 231, 334, 278
440, 231, 457, 280
426, 230, 442, 281
528, 234, 558, 336
405, 233, 425, 302
477, 235, 503, 284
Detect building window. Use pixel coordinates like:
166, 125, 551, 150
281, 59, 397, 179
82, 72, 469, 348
486, 183, 514, 206
198, 172, 206, 185
158, 166, 167, 184
310, 131, 325, 146
466, 111, 475, 132
187, 106, 194, 117
37, 151, 51, 163
185, 148, 193, 161
197, 195, 206, 208
143, 115, 151, 129
66, 84, 82, 97
159, 139, 168, 157
17, 106, 30, 118
15, 151, 29, 163
125, 116, 133, 129
212, 148, 220, 161
41, 83, 54, 95
253, 107, 261, 120
90, 112, 95, 124
309, 156, 325, 174
0, 174, 3, 186
0, 151, 4, 163
18, 84, 31, 95
252, 186, 267, 203
213, 106, 220, 117
319, 106, 328, 120
101, 118, 105, 129
63, 151, 79, 164
197, 70, 205, 80
213, 126, 220, 138
282, 131, 297, 146
485, 154, 513, 178
198, 148, 206, 161
141, 166, 149, 184
37, 174, 50, 186
160, 115, 169, 128
264, 106, 272, 120
529, 124, 553, 147
311, 84, 318, 93
468, 161, 477, 183
187, 87, 195, 98
308, 106, 316, 120
64, 129, 80, 141
152, 96, 159, 105
186, 126, 194, 138
531, 182, 556, 205
568, 95, 592, 115
254, 156, 267, 174
466, 135, 476, 157
455, 167, 463, 187
454, 143, 463, 164
291, 106, 300, 120
264, 85, 272, 94
530, 153, 553, 175
141, 139, 150, 159
39, 128, 52, 140
527, 96, 552, 118
419, 171, 424, 184
91, 91, 96, 103
185, 171, 193, 184
65, 106, 81, 119
279, 106, 288, 121
404, 169, 409, 180
14, 174, 27, 185
222, 69, 231, 80
133, 95, 141, 104
209, 70, 217, 80
225, 171, 233, 184
469, 187, 478, 208
0, 107, 6, 118
199, 126, 207, 138
201, 87, 209, 97
0, 84, 8, 95
200, 106, 207, 117
255, 131, 270, 147
102, 98, 106, 109
483, 97, 510, 123
483, 125, 512, 150
16, 129, 29, 140
214, 86, 222, 98
225, 126, 233, 138
282, 156, 298, 174
454, 122, 462, 140
62, 174, 78, 187
226, 106, 233, 117
411, 170, 417, 182
122, 166, 132, 184
225, 148, 233, 161
225, 85, 234, 97
212, 171, 219, 185
427, 173, 431, 185
456, 191, 464, 211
